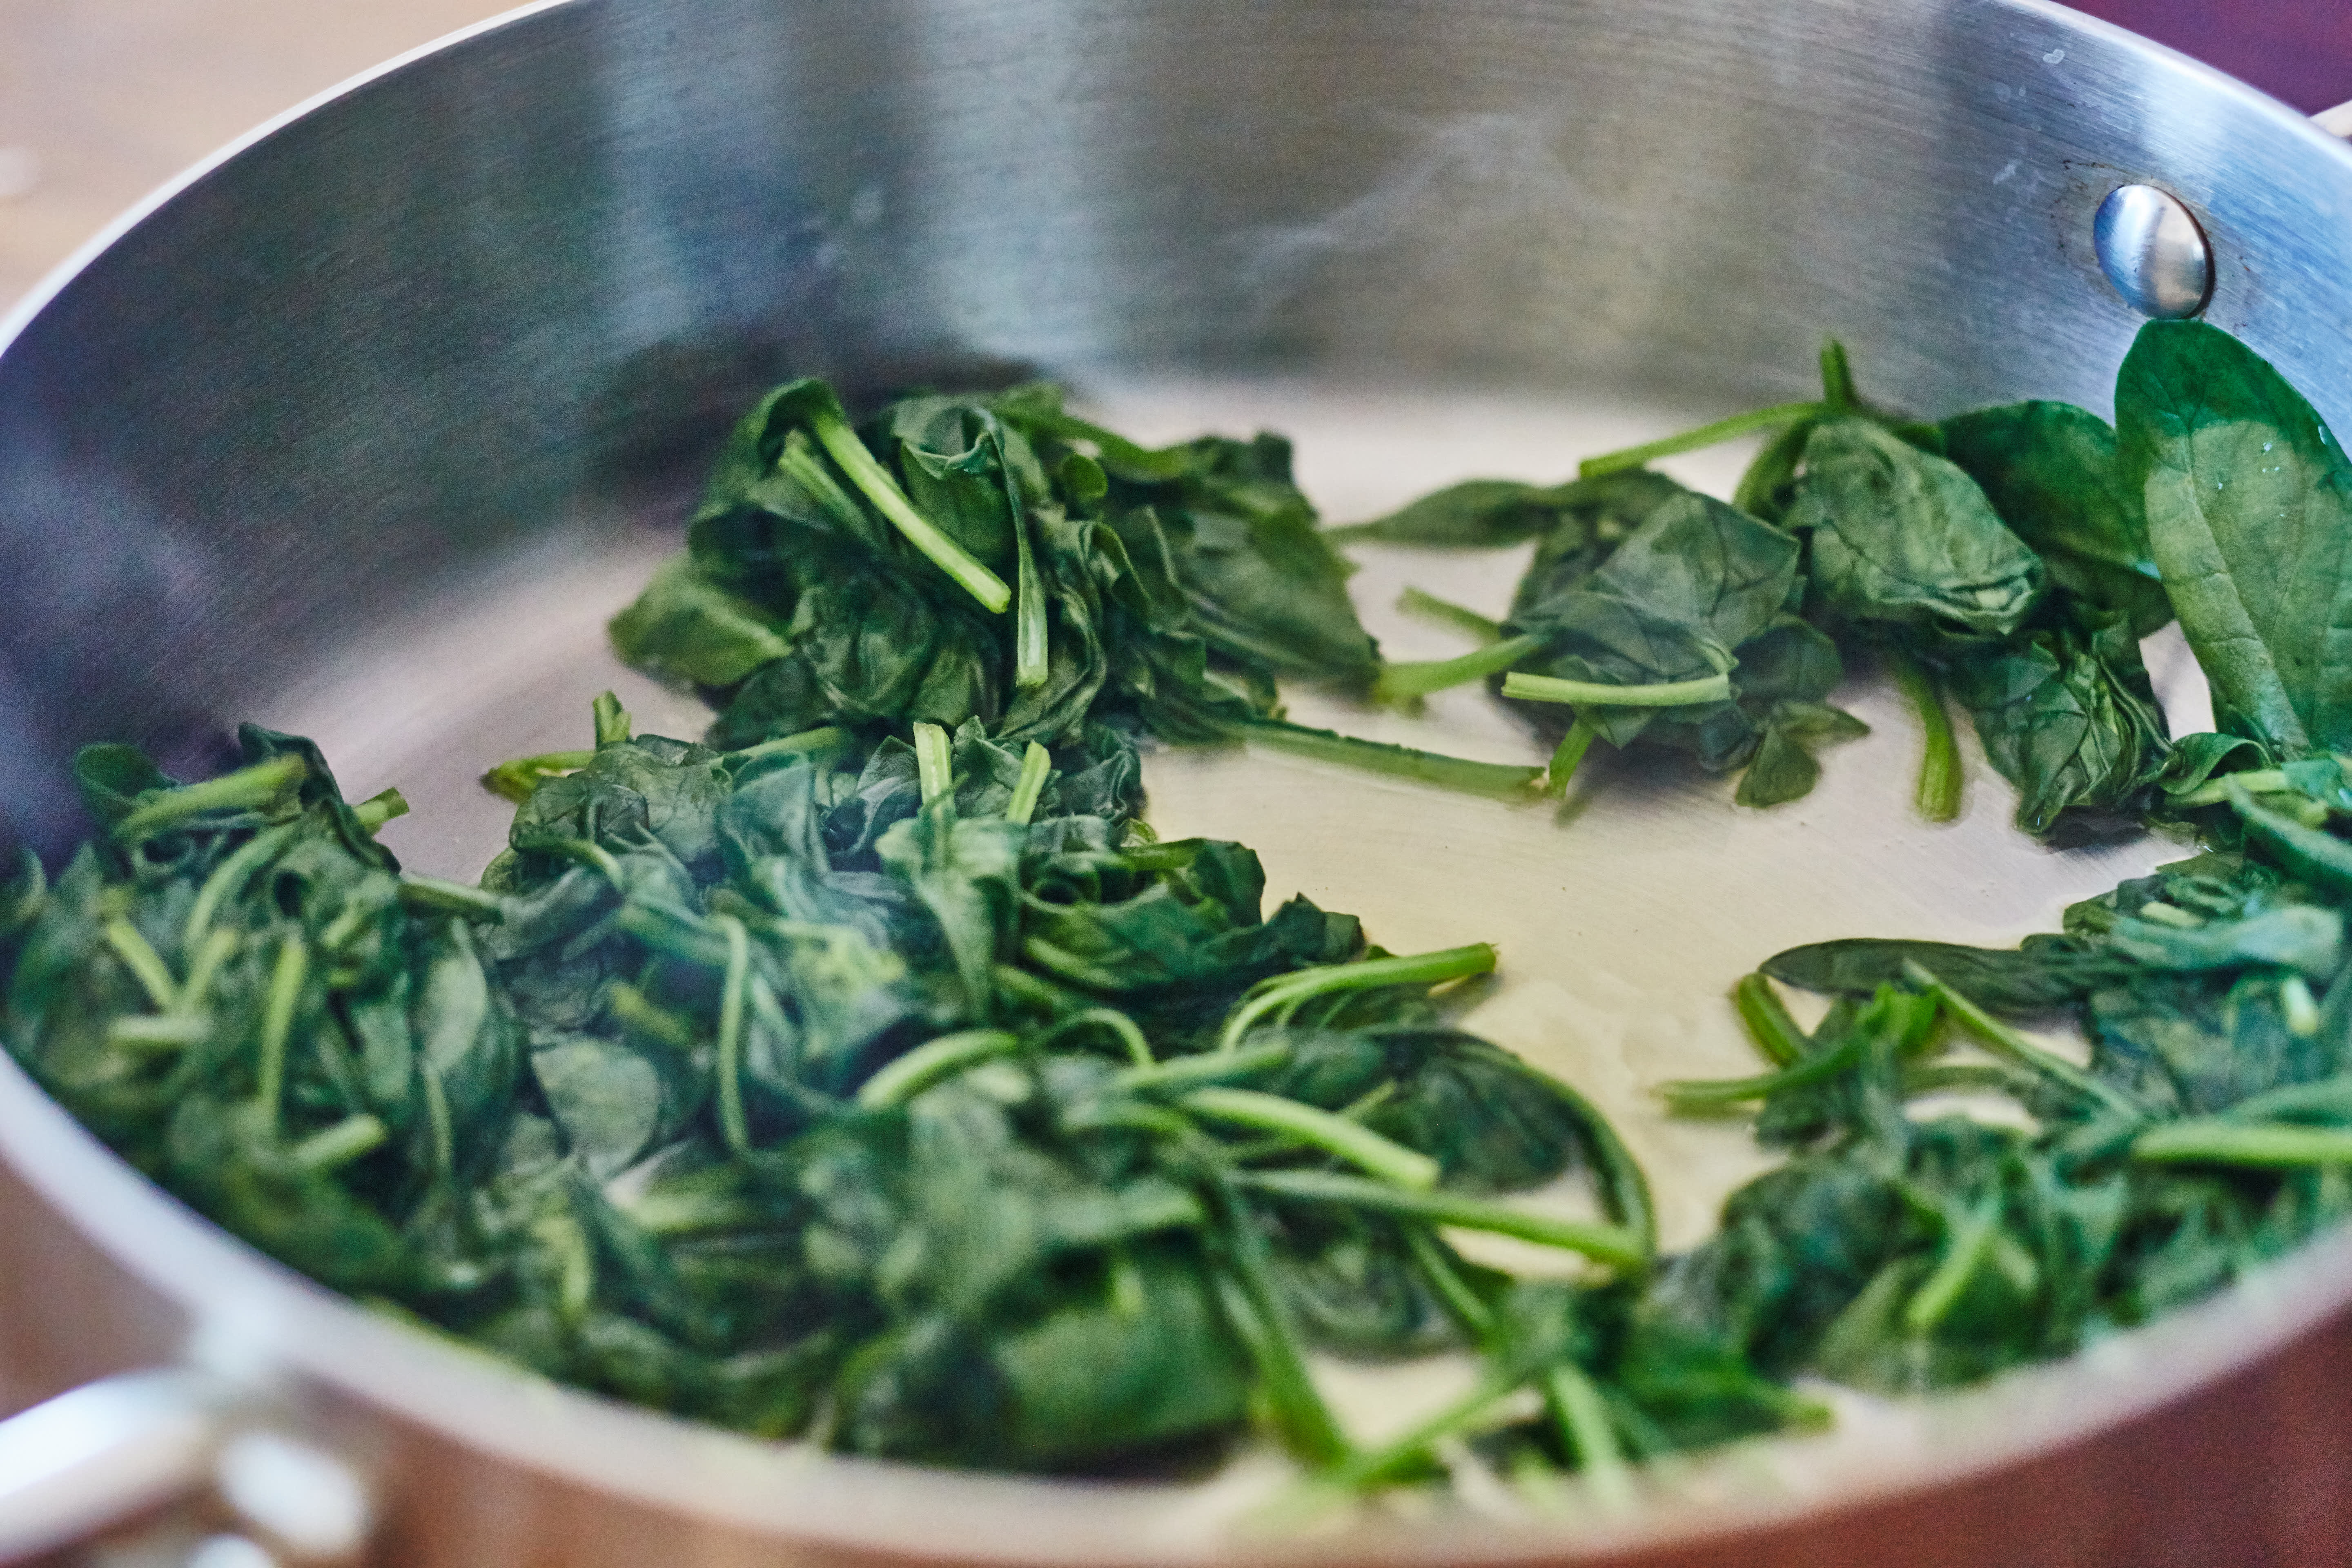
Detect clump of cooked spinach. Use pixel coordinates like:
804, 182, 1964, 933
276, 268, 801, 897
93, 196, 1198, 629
608, 382, 1545, 802
7, 699, 1817, 1495
1341, 341, 2179, 833
1659, 322, 2352, 1394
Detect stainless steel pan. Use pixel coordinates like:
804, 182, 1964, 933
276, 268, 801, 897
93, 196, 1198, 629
6, 1, 2352, 1562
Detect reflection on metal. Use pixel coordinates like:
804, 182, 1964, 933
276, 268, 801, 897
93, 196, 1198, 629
0, 1370, 235, 1563
0, 1368, 370, 1566
186, 1537, 280, 1568
2093, 184, 2212, 320
214, 1430, 371, 1563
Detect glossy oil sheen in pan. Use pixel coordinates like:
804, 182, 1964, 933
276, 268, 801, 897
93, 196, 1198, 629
4, 2, 2352, 1564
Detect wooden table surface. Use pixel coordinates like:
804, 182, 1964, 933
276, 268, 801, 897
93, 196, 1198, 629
0, 0, 512, 309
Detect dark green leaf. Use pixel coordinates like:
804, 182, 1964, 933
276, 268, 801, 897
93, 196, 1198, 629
2117, 320, 2352, 755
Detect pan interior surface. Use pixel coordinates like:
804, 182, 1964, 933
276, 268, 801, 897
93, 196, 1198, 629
248, 369, 2198, 1535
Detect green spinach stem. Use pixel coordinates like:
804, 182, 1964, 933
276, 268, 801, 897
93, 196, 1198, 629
352, 788, 409, 831
2171, 768, 2287, 809
1733, 972, 1807, 1068
1206, 1177, 1352, 1466
1240, 721, 1544, 802
1404, 1226, 1495, 1341
592, 691, 632, 747
1004, 741, 1053, 826
1576, 402, 1824, 479
2228, 783, 2352, 900
1236, 1169, 1651, 1270
1465, 1042, 1657, 1252
1660, 1032, 1864, 1109
1184, 1087, 1441, 1189
776, 429, 874, 535
421, 1058, 455, 1179
1544, 1362, 1634, 1507
856, 1029, 1022, 1109
807, 405, 1013, 614
1501, 670, 1733, 709
1374, 635, 1545, 703
2134, 1121, 2352, 1167
1541, 718, 1601, 795
543, 837, 624, 886
1818, 339, 1860, 410
101, 919, 179, 1012
1904, 963, 2141, 1118
107, 1014, 209, 1054
1396, 587, 1505, 644
255, 934, 309, 1139
112, 753, 307, 843
396, 875, 506, 922
1031, 1005, 1154, 1066
1903, 1193, 2001, 1334
176, 928, 238, 1016
480, 750, 595, 804
1321, 1375, 1519, 1489
292, 1113, 389, 1174
715, 914, 752, 1155
913, 722, 953, 805
1114, 1042, 1290, 1096
1218, 943, 1499, 1050
2221, 1075, 2352, 1123
1886, 648, 1962, 822
608, 983, 701, 1051
996, 430, 1051, 690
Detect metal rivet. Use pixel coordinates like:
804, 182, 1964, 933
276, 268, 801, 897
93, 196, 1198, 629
2093, 184, 2212, 319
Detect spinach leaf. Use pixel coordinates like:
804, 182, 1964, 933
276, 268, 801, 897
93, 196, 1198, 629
1941, 401, 2169, 637
1492, 480, 1860, 799
1788, 417, 2045, 638
2117, 320, 2352, 755
1930, 599, 2171, 837
1763, 935, 2123, 1015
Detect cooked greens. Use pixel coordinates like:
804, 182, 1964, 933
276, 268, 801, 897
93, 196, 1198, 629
11, 316, 2352, 1512
1679, 323, 2352, 1393
5, 701, 1782, 1489
611, 382, 1391, 757
1339, 339, 2186, 833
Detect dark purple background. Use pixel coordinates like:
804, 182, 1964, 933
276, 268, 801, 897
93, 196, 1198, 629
2067, 0, 2351, 114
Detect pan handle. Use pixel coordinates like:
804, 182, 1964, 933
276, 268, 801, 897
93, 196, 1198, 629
0, 1367, 237, 1563
0, 1367, 374, 1566
2316, 100, 2352, 138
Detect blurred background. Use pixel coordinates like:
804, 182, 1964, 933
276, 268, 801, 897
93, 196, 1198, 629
0, 0, 2347, 311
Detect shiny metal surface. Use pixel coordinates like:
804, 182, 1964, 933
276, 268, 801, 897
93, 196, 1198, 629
5, 1, 2352, 1565
2093, 183, 2213, 318
0, 1370, 237, 1562
4, 0, 2352, 862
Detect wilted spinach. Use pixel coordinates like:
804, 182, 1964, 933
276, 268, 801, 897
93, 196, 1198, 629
1334, 334, 2194, 833
19, 314, 2352, 1518
3, 699, 1753, 1498
1682, 322, 2352, 1397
